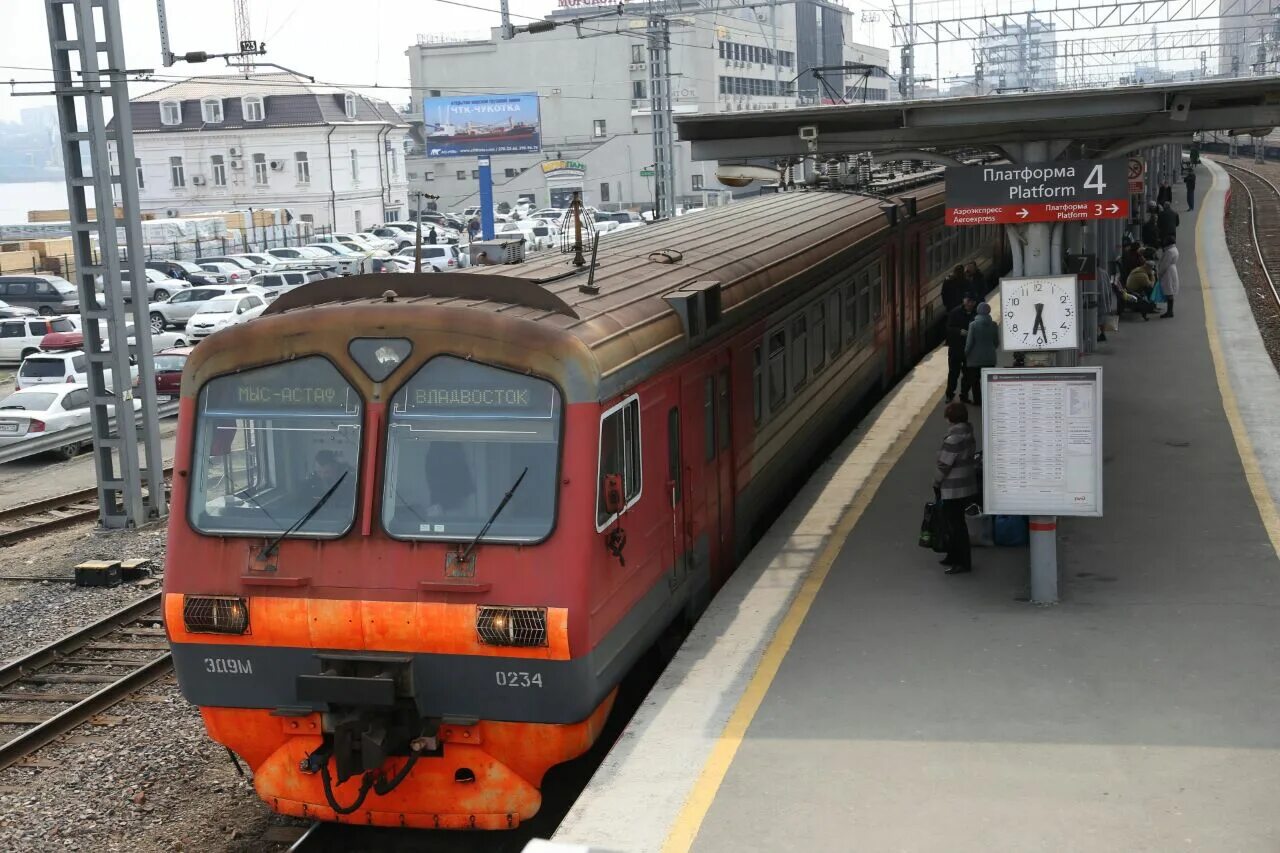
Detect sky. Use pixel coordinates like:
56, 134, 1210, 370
0, 0, 562, 122
0, 0, 1211, 125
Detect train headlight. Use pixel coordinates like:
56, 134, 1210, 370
476, 606, 547, 647
183, 595, 250, 634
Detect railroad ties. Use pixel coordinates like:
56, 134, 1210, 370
1220, 161, 1280, 310
0, 488, 101, 550
0, 593, 170, 771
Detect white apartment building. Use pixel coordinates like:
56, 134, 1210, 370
404, 0, 890, 212
110, 74, 411, 231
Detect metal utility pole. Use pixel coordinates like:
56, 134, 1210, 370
499, 0, 515, 39
232, 0, 252, 50
647, 14, 677, 219
45, 0, 166, 527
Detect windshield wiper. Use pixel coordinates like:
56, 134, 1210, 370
460, 467, 527, 562
261, 471, 347, 560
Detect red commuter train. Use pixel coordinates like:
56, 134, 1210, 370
163, 182, 1002, 829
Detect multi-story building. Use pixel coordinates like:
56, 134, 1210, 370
110, 74, 410, 231
404, 0, 890, 212
1218, 2, 1279, 76
977, 16, 1059, 93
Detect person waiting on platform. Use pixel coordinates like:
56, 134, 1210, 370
945, 295, 977, 404
933, 401, 977, 575
1141, 204, 1161, 248
963, 261, 984, 299
1125, 256, 1156, 298
1157, 235, 1180, 319
1184, 168, 1198, 211
942, 265, 967, 313
1158, 201, 1180, 243
963, 302, 998, 404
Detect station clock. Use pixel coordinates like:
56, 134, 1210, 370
998, 275, 1080, 352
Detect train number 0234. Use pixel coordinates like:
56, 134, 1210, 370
495, 671, 543, 688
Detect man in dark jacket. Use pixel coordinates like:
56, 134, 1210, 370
963, 261, 984, 299
945, 295, 977, 404
941, 265, 966, 313
1157, 180, 1173, 207
1157, 202, 1179, 243
1184, 168, 1197, 210
1141, 205, 1160, 248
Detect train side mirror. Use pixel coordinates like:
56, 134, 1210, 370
603, 473, 625, 515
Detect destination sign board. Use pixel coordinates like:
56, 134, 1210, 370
945, 159, 1129, 226
393, 356, 558, 420
202, 357, 361, 416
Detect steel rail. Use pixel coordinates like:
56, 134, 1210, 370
0, 592, 169, 771
0, 593, 161, 688
0, 464, 173, 548
1220, 161, 1280, 312
285, 821, 325, 852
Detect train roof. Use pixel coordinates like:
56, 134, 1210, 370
263, 183, 945, 392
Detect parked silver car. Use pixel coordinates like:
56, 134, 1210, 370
147, 284, 266, 333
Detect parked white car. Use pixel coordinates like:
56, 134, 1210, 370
0, 384, 139, 460
95, 268, 189, 303
354, 232, 400, 252
229, 253, 281, 272
304, 243, 366, 275
249, 270, 328, 294
0, 316, 76, 363
148, 284, 266, 333
394, 244, 468, 271
198, 261, 255, 284
17, 349, 136, 392
185, 293, 268, 340
196, 256, 262, 278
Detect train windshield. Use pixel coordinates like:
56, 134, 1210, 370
382, 356, 561, 543
189, 357, 362, 537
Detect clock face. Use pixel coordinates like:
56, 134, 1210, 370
1000, 276, 1079, 352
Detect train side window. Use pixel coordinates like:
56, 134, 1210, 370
767, 330, 786, 413
827, 291, 841, 359
811, 302, 826, 374
790, 316, 807, 391
842, 284, 856, 345
667, 406, 681, 505
871, 263, 883, 321
752, 345, 763, 425
597, 396, 642, 528
717, 368, 730, 451
704, 377, 716, 462
857, 272, 871, 334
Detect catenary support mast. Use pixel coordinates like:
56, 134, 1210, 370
44, 0, 166, 527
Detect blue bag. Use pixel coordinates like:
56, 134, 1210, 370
993, 515, 1029, 547
1150, 278, 1166, 305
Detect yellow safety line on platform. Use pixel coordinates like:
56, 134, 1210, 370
662, 361, 944, 853
1197, 164, 1280, 559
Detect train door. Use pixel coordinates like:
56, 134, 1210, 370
713, 362, 734, 588
667, 405, 690, 591
680, 368, 719, 594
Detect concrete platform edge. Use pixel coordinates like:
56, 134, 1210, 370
1198, 158, 1280, 554
552, 347, 949, 852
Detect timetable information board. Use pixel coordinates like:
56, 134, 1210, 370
981, 367, 1103, 517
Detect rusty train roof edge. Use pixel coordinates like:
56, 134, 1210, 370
189, 185, 946, 402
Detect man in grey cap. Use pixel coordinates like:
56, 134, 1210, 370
963, 302, 999, 405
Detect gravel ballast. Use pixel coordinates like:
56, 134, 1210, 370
0, 520, 307, 851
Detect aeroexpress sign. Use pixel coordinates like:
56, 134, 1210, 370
945, 159, 1130, 226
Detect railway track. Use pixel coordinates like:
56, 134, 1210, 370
1220, 161, 1280, 311
0, 465, 173, 550
0, 592, 169, 772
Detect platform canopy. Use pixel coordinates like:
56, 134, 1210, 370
676, 76, 1280, 162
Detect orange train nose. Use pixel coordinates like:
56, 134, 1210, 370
258, 736, 541, 830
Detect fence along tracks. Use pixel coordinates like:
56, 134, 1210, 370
1220, 160, 1280, 311
0, 592, 169, 771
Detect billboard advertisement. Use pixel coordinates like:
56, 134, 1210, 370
422, 93, 541, 158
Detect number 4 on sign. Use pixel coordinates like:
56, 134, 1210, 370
1084, 164, 1107, 195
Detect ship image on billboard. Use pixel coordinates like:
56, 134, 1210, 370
423, 93, 542, 157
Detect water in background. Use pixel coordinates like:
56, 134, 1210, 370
0, 181, 94, 225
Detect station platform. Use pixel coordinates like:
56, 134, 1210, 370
554, 158, 1280, 851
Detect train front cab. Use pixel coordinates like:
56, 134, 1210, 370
163, 312, 668, 829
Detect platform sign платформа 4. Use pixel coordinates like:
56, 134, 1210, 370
944, 159, 1130, 226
